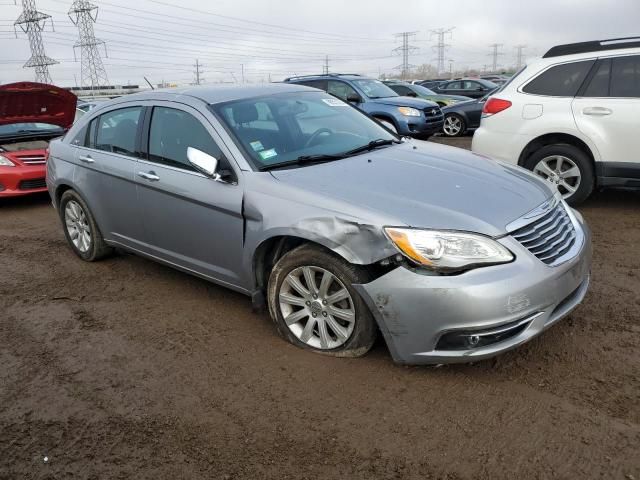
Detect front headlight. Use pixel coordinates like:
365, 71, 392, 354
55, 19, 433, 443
398, 106, 421, 117
385, 227, 514, 272
0, 155, 16, 167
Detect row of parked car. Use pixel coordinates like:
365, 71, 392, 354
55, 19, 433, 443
283, 74, 497, 139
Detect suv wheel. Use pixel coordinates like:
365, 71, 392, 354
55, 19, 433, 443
443, 113, 465, 137
59, 190, 112, 261
267, 244, 377, 357
523, 144, 594, 206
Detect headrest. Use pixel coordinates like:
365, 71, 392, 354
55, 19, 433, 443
232, 103, 258, 125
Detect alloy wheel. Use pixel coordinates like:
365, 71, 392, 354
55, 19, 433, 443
64, 200, 92, 253
443, 115, 462, 136
278, 266, 356, 350
533, 155, 582, 199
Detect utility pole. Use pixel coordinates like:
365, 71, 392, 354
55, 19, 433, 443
69, 0, 109, 90
241, 63, 245, 83
14, 0, 58, 84
448, 59, 454, 79
430, 27, 455, 75
515, 44, 527, 69
393, 31, 418, 80
488, 43, 504, 73
323, 55, 330, 75
193, 59, 204, 85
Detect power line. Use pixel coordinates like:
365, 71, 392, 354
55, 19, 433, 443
430, 27, 454, 74
393, 31, 418, 80
488, 43, 504, 72
68, 0, 109, 89
193, 59, 203, 85
14, 0, 58, 83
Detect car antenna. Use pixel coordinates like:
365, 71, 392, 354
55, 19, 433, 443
144, 77, 155, 90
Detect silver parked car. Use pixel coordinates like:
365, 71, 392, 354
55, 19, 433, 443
47, 84, 592, 364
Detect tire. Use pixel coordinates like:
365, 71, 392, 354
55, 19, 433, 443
375, 117, 397, 134
523, 144, 594, 206
59, 190, 112, 261
442, 113, 466, 137
267, 244, 377, 358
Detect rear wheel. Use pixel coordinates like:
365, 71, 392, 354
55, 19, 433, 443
523, 144, 594, 206
442, 113, 465, 137
59, 190, 112, 261
267, 244, 377, 357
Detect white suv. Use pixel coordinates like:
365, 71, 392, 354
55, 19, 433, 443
472, 37, 640, 205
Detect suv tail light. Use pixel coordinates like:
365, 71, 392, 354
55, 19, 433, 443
483, 98, 512, 116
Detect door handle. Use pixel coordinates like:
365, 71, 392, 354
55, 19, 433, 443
583, 107, 612, 116
79, 155, 94, 164
137, 171, 160, 182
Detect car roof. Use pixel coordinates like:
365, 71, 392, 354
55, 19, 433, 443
285, 74, 368, 82
103, 83, 316, 106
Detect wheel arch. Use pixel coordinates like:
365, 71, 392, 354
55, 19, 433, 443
518, 133, 597, 170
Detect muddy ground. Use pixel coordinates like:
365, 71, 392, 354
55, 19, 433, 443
1, 136, 639, 479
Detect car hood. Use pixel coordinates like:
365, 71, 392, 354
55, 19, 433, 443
370, 96, 438, 108
0, 82, 77, 129
270, 141, 553, 237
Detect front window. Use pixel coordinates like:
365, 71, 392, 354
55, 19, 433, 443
0, 122, 63, 137
213, 91, 397, 170
351, 79, 398, 99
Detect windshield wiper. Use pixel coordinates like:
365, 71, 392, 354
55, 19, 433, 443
259, 153, 345, 171
342, 138, 400, 156
259, 139, 400, 171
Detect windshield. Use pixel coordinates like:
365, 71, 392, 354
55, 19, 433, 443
411, 84, 437, 96
0, 122, 63, 136
352, 79, 398, 99
213, 91, 398, 170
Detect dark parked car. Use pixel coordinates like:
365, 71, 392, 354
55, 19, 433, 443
415, 79, 447, 90
434, 78, 499, 99
440, 91, 496, 137
382, 81, 470, 107
284, 74, 444, 139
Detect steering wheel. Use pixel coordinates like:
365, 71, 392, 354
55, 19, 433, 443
304, 128, 333, 148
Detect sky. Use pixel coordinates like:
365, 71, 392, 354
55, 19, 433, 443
1, 0, 639, 87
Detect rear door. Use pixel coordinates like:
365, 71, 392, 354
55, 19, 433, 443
73, 104, 145, 247
573, 54, 640, 172
135, 102, 245, 289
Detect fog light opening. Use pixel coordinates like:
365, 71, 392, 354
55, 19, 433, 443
466, 335, 481, 348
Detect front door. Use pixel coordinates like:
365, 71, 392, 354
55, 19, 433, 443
134, 103, 245, 290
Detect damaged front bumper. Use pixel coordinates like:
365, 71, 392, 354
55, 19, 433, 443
354, 220, 592, 365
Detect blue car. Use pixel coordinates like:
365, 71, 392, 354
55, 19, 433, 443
284, 74, 444, 139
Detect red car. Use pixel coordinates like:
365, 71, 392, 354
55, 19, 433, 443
0, 82, 76, 197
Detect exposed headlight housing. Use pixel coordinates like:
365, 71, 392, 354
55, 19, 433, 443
0, 155, 16, 167
398, 106, 421, 117
385, 227, 514, 272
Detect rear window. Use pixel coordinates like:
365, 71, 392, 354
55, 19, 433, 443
522, 60, 594, 96
610, 55, 640, 98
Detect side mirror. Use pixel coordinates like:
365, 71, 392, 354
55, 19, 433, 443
406, 92, 418, 98
476, 86, 484, 91
346, 93, 361, 103
187, 147, 220, 180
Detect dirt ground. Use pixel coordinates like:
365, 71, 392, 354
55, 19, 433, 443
1, 136, 639, 479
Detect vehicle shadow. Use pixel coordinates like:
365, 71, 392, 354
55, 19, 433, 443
0, 192, 51, 210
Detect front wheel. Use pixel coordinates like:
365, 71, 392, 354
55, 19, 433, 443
267, 244, 377, 357
442, 113, 465, 137
523, 144, 594, 206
